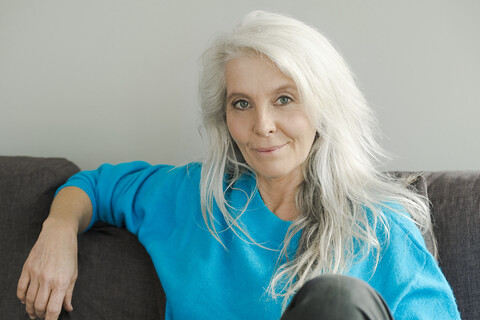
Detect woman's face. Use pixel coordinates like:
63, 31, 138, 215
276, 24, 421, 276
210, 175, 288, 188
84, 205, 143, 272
225, 55, 317, 183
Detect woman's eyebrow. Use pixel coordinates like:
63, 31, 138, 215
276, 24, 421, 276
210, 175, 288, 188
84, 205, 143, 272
273, 84, 298, 94
226, 92, 249, 102
226, 83, 298, 102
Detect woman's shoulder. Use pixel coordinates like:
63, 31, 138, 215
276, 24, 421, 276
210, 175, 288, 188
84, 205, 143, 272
361, 202, 428, 252
134, 161, 203, 188
146, 161, 202, 176
81, 161, 204, 194
379, 203, 428, 252
355, 202, 431, 272
97, 160, 203, 178
373, 203, 460, 319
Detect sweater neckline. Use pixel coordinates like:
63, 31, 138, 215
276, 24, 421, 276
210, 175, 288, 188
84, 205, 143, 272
228, 173, 300, 251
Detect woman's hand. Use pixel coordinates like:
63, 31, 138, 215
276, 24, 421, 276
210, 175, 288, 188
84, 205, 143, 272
17, 218, 79, 320
17, 186, 91, 319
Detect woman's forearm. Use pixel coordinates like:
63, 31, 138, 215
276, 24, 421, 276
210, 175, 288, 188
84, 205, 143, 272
46, 186, 93, 233
17, 185, 93, 320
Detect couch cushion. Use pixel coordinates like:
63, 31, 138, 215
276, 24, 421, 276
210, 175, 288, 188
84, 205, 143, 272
0, 156, 165, 319
62, 222, 166, 319
424, 171, 480, 320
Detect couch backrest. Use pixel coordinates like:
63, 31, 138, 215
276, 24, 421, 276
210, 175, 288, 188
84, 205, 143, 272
424, 171, 480, 320
2, 157, 478, 319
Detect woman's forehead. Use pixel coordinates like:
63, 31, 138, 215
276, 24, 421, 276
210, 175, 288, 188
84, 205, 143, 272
225, 55, 298, 95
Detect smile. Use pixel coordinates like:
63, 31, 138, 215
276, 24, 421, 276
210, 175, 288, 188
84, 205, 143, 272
253, 143, 287, 153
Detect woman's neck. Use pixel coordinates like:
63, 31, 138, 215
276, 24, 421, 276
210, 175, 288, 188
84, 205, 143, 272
257, 172, 303, 221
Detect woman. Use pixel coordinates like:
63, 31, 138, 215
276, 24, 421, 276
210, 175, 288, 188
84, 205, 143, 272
18, 11, 459, 320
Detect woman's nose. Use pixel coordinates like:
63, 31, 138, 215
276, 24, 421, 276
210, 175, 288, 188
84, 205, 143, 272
254, 106, 276, 136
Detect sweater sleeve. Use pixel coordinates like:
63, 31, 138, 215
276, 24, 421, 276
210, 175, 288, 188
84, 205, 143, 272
393, 256, 461, 319
383, 208, 461, 319
56, 161, 177, 235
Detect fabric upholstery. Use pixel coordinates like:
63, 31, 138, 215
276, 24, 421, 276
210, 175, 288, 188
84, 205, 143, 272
424, 171, 480, 319
63, 222, 166, 319
389, 172, 436, 255
1, 156, 478, 319
0, 157, 81, 318
0, 156, 165, 320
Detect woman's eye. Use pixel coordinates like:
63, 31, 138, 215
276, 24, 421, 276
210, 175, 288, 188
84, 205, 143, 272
233, 100, 250, 109
277, 96, 292, 105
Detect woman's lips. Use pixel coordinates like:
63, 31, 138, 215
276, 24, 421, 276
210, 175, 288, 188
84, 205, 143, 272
253, 143, 287, 153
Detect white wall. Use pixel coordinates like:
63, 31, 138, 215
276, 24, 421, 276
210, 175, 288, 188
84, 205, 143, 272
1, 0, 479, 171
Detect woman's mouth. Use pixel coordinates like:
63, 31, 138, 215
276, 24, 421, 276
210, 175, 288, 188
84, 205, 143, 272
253, 143, 287, 153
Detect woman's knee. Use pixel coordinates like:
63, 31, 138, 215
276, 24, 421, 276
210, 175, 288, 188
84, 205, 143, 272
281, 274, 393, 320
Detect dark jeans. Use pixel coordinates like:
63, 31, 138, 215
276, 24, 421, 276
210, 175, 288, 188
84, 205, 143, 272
281, 274, 394, 320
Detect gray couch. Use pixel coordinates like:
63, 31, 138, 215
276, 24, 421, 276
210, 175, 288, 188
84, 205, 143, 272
1, 156, 478, 319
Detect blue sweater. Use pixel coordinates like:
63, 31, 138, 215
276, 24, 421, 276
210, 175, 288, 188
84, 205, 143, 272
59, 161, 460, 319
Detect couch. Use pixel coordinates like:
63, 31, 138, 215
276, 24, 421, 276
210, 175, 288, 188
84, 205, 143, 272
1, 156, 478, 319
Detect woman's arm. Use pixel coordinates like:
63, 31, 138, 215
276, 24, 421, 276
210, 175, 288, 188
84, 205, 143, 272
17, 186, 92, 320
17, 161, 180, 319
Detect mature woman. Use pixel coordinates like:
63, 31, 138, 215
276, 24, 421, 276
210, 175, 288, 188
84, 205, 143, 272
18, 11, 459, 320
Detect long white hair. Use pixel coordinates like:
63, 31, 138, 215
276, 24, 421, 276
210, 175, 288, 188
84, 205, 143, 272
198, 10, 433, 308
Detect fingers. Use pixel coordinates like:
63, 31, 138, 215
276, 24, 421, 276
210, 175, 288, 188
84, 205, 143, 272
34, 281, 52, 318
18, 220, 79, 319
25, 279, 39, 319
17, 269, 30, 304
18, 269, 72, 319
63, 283, 75, 312
45, 288, 67, 320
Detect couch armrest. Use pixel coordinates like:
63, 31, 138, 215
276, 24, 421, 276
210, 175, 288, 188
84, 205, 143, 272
0, 156, 80, 318
0, 156, 165, 319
